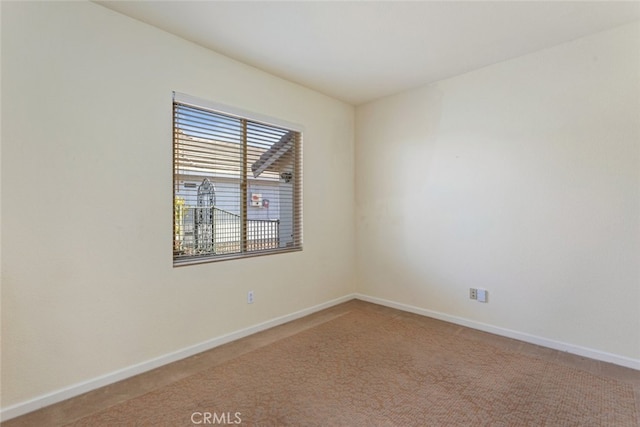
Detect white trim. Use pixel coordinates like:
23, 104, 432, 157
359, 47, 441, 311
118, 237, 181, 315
4, 292, 637, 421
354, 294, 640, 371
0, 294, 356, 422
173, 91, 304, 133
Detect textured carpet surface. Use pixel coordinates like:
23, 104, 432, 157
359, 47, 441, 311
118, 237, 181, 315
67, 308, 637, 426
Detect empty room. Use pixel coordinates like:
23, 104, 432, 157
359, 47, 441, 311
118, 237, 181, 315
1, 1, 639, 425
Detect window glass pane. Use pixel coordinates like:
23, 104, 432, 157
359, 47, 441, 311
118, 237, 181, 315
173, 99, 302, 265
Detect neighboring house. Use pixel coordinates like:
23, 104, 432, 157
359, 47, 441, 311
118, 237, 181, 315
174, 130, 296, 255
252, 130, 297, 248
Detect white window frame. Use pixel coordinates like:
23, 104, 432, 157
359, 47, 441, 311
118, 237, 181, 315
173, 92, 303, 266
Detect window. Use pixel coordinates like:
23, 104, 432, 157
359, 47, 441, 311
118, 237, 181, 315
173, 93, 302, 265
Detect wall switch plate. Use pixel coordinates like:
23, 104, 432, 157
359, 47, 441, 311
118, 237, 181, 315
477, 289, 487, 303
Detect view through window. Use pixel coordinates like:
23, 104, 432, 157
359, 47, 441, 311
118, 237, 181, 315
173, 95, 302, 265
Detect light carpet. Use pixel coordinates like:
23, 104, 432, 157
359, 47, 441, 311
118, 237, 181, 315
67, 307, 637, 426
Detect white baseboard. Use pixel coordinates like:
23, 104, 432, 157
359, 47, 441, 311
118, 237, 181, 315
0, 293, 357, 422
354, 293, 640, 371
4, 292, 637, 421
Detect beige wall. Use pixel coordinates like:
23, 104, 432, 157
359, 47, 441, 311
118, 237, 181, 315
1, 1, 355, 407
356, 21, 640, 360
2, 0, 639, 417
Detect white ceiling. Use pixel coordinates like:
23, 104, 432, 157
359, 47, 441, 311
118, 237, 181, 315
97, 1, 640, 105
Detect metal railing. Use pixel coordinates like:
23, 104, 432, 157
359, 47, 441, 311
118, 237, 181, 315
175, 206, 280, 256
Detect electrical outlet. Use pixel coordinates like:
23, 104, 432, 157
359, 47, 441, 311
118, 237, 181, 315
247, 290, 254, 304
469, 288, 477, 300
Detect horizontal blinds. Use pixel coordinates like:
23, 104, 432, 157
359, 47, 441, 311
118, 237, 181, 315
173, 99, 302, 264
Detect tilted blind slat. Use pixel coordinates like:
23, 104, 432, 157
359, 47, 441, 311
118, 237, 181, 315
173, 97, 302, 265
